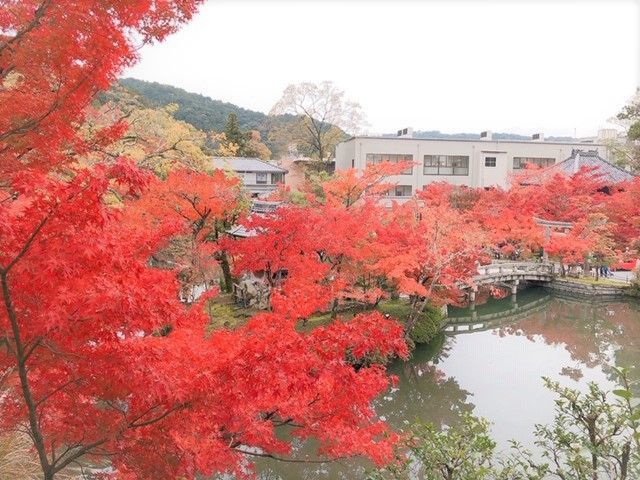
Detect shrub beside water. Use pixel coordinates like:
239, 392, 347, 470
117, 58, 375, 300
377, 300, 444, 345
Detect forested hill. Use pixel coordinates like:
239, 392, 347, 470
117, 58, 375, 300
118, 77, 294, 134
118, 78, 305, 158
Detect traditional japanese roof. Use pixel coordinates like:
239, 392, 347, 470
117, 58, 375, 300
546, 149, 635, 184
211, 157, 287, 173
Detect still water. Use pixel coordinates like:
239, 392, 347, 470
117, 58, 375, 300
255, 288, 640, 479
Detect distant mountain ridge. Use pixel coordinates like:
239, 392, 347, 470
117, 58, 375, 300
118, 77, 303, 158
393, 130, 578, 142
119, 77, 279, 132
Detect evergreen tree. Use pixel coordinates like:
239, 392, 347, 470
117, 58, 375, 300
224, 113, 246, 152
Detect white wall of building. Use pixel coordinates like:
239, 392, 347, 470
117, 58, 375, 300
335, 136, 609, 197
236, 171, 285, 197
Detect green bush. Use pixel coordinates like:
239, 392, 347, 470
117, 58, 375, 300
377, 300, 443, 345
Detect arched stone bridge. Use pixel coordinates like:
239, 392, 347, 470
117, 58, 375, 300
467, 261, 555, 302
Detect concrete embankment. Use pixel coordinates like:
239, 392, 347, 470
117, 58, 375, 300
540, 279, 633, 298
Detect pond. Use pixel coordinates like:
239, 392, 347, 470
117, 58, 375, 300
253, 287, 640, 479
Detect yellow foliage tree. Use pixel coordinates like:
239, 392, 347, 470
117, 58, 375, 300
82, 86, 210, 175
209, 131, 240, 157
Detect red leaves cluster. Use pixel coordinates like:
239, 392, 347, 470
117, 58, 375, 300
1, 2, 411, 478
0, 0, 203, 175
372, 198, 488, 306
4, 2, 640, 478
419, 168, 640, 269
0, 163, 410, 479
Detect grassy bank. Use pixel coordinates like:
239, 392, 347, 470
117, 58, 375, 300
205, 295, 445, 347
561, 276, 630, 287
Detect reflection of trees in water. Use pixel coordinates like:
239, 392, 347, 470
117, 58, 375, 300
244, 293, 640, 479
498, 295, 640, 390
381, 333, 475, 430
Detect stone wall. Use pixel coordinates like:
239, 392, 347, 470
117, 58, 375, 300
541, 279, 631, 297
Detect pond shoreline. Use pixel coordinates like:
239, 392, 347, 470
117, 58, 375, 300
535, 278, 635, 298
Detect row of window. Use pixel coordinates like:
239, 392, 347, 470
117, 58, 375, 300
366, 153, 414, 174
364, 153, 556, 175
254, 172, 284, 185
424, 155, 470, 175
512, 156, 555, 169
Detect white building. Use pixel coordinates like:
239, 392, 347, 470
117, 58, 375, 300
211, 157, 287, 197
334, 130, 611, 198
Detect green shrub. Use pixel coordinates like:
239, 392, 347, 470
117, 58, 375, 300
377, 300, 443, 345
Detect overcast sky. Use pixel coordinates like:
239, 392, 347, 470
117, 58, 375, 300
124, 0, 640, 137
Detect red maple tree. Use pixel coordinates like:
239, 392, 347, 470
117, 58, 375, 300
123, 168, 247, 296
228, 162, 410, 318
372, 189, 488, 329
1, 2, 409, 479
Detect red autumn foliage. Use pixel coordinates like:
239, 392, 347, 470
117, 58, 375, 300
122, 168, 247, 294
372, 192, 488, 308
0, 0, 203, 176
0, 164, 409, 479
3, 2, 639, 479
228, 163, 410, 317
0, 2, 409, 479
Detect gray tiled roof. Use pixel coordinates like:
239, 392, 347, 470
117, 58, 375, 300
546, 149, 635, 184
211, 157, 287, 173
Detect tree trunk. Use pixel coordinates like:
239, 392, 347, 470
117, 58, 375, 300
218, 251, 233, 293
1, 273, 52, 479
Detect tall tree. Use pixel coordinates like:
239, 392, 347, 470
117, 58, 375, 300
123, 168, 248, 294
223, 112, 246, 152
269, 81, 364, 161
0, 1, 409, 479
612, 88, 640, 171
212, 115, 271, 159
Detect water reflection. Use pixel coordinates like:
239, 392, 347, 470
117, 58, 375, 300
496, 292, 640, 392
250, 288, 640, 479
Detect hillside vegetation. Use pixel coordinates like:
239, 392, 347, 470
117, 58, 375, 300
118, 78, 300, 157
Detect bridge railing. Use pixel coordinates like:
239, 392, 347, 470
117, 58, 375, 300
476, 261, 554, 277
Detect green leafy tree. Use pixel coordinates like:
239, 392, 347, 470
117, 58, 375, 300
368, 413, 496, 480
508, 371, 640, 480
611, 89, 640, 171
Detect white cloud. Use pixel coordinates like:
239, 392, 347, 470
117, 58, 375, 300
124, 0, 639, 137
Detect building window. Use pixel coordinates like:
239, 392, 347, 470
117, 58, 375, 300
387, 185, 412, 197
256, 172, 268, 184
351, 158, 355, 168
485, 157, 497, 167
366, 153, 413, 175
513, 157, 555, 170
270, 173, 284, 184
423, 155, 469, 175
